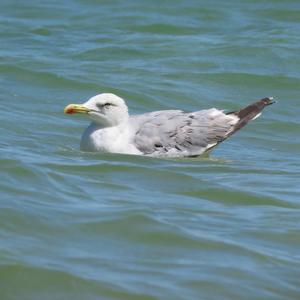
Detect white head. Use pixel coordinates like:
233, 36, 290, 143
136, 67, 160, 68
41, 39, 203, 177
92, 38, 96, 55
64, 93, 129, 127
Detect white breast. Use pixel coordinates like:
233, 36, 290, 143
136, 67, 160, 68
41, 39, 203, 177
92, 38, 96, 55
80, 122, 141, 155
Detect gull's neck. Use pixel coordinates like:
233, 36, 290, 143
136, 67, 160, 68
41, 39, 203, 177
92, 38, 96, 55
80, 119, 135, 153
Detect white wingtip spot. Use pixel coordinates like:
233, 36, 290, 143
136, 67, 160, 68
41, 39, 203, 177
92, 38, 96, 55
252, 112, 262, 120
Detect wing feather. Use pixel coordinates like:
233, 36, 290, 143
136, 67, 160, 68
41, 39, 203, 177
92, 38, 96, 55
131, 109, 238, 156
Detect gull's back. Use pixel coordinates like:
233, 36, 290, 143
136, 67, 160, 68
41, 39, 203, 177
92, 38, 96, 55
129, 108, 237, 157
129, 97, 274, 157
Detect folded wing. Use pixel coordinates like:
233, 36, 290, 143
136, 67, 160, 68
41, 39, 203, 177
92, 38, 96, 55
132, 109, 238, 156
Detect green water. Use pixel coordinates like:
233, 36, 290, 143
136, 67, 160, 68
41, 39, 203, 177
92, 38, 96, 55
1, 1, 300, 299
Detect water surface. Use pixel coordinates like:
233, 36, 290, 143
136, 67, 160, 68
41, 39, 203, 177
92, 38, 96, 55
1, 1, 300, 299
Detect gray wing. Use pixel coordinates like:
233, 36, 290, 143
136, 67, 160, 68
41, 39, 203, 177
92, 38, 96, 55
130, 109, 238, 156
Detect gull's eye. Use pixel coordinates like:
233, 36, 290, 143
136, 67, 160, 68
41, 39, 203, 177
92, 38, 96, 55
96, 103, 113, 109
104, 103, 112, 108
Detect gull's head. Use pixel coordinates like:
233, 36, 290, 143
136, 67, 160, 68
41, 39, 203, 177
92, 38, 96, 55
64, 93, 129, 126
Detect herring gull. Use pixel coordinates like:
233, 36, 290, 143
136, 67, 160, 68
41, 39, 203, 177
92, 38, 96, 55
64, 93, 274, 157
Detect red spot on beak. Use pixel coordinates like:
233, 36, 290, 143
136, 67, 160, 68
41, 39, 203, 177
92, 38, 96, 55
65, 108, 75, 114
64, 104, 89, 114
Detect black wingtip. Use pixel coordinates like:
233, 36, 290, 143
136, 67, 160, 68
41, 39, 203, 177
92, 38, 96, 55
225, 96, 275, 137
204, 96, 275, 154
261, 97, 276, 106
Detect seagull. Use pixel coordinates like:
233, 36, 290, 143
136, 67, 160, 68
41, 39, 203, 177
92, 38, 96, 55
64, 93, 274, 157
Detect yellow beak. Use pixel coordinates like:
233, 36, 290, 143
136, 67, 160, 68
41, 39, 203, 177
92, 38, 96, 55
64, 104, 90, 114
